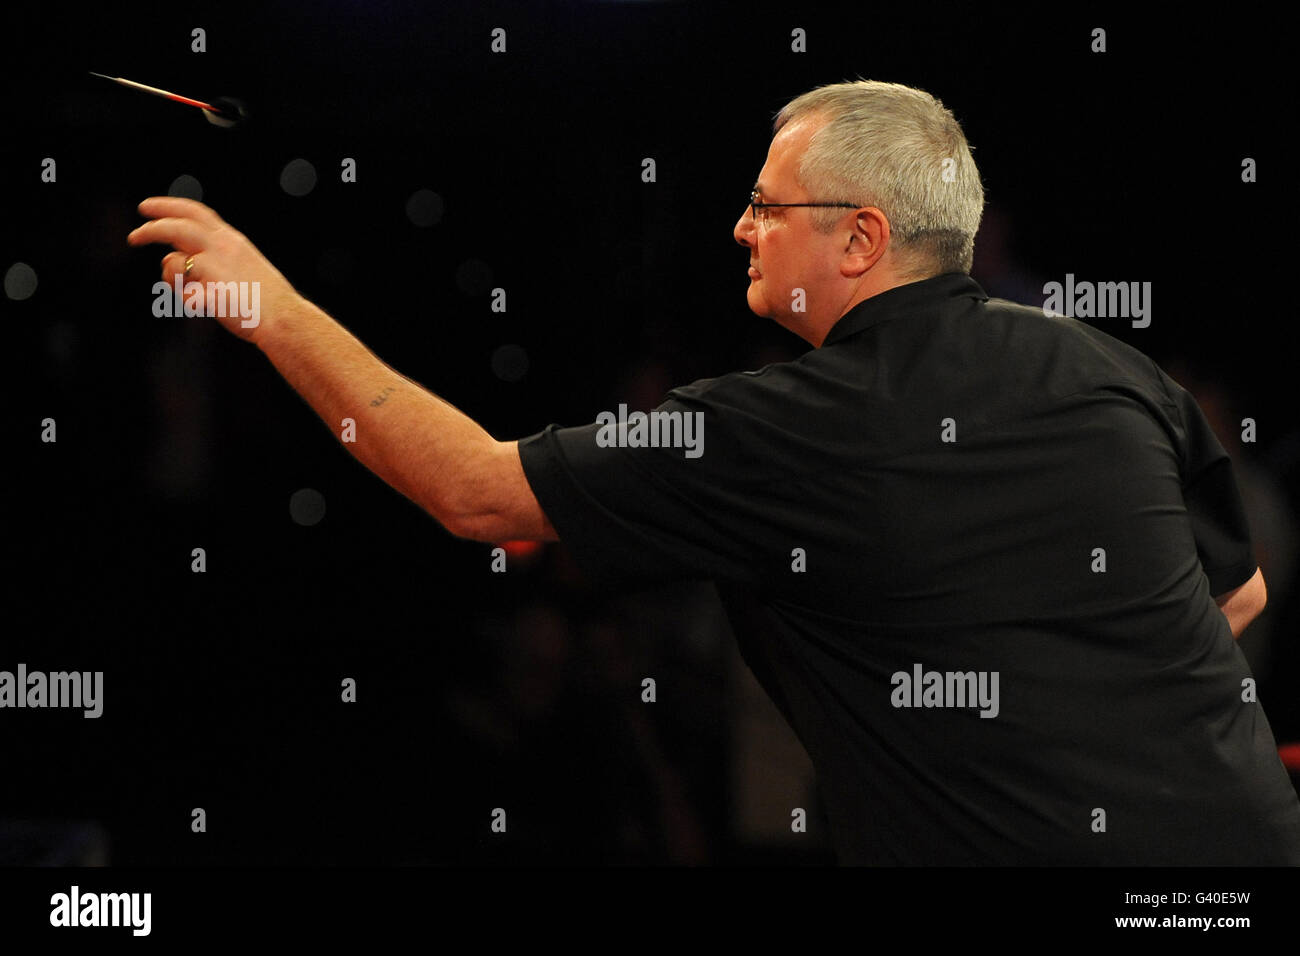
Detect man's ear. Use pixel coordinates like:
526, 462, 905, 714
841, 207, 890, 277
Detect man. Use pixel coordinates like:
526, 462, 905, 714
127, 79, 1300, 865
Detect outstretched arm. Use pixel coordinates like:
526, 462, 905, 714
127, 196, 557, 543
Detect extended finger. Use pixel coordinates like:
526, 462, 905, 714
137, 196, 225, 228
127, 217, 209, 253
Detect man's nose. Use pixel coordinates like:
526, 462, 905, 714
734, 207, 755, 246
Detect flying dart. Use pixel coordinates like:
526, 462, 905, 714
89, 72, 248, 127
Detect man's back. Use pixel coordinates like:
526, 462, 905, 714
517, 272, 1300, 864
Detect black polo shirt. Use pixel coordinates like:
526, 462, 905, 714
516, 272, 1300, 865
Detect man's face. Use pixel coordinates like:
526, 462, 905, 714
733, 115, 843, 334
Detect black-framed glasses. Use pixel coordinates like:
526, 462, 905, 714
749, 188, 860, 223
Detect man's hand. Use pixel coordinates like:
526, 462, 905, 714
127, 196, 301, 343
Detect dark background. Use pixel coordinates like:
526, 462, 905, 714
2, 0, 1295, 865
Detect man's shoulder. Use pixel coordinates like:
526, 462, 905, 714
962, 294, 1173, 402
664, 351, 832, 406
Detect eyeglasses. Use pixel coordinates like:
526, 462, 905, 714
749, 188, 860, 224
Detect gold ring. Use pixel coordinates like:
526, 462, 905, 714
184, 255, 196, 277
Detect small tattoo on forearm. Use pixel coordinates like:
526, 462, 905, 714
370, 385, 398, 407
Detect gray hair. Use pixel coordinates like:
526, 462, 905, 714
774, 79, 984, 277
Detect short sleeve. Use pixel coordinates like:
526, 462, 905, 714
515, 368, 833, 589
1156, 367, 1258, 595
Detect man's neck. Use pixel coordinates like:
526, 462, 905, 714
810, 270, 923, 347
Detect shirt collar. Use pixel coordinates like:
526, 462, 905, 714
821, 272, 989, 347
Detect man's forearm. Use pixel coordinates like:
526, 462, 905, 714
1215, 567, 1267, 639
253, 296, 497, 531
1220, 599, 1261, 640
